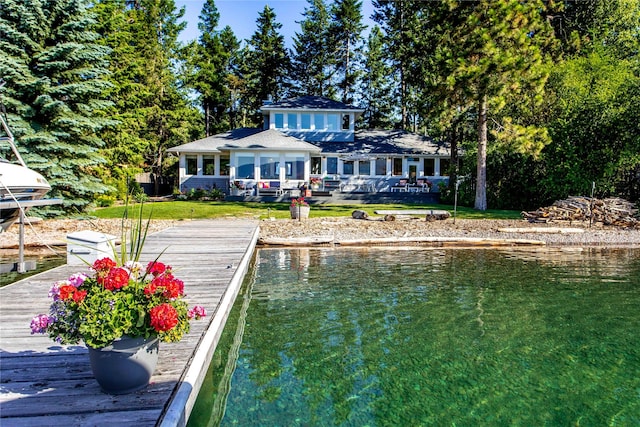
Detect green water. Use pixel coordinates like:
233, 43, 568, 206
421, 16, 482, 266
189, 248, 640, 426
0, 255, 65, 287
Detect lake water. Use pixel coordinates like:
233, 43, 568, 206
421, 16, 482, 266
0, 255, 66, 287
188, 247, 640, 426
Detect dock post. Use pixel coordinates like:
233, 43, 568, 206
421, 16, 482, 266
17, 209, 26, 273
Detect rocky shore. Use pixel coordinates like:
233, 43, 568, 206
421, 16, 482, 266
2, 215, 640, 258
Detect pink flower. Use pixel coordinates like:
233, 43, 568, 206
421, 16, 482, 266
30, 314, 52, 334
68, 273, 88, 287
188, 305, 207, 320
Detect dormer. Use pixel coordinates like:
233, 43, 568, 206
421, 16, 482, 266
260, 96, 364, 142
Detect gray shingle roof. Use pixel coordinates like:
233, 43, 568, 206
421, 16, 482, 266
167, 128, 262, 153
261, 96, 364, 111
312, 130, 451, 157
167, 128, 320, 154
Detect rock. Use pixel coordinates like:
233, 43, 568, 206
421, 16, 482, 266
425, 211, 450, 221
352, 210, 368, 220
384, 214, 396, 221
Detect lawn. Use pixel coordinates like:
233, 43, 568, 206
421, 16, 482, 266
91, 201, 521, 221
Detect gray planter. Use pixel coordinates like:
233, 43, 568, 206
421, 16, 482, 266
88, 336, 159, 394
290, 205, 310, 219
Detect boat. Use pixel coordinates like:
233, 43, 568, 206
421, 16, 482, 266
0, 112, 51, 232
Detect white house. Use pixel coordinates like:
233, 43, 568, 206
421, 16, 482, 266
167, 96, 452, 196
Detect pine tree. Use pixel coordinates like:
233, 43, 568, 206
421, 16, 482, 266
244, 6, 290, 124
359, 26, 395, 128
329, 0, 366, 104
0, 0, 113, 213
93, 0, 201, 196
426, 0, 555, 210
188, 0, 239, 136
372, 0, 419, 129
290, 0, 335, 98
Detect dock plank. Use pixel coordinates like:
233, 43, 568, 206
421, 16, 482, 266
0, 219, 259, 426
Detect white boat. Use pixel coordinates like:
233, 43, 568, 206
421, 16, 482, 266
0, 113, 51, 232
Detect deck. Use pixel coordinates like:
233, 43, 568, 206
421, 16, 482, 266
0, 219, 260, 426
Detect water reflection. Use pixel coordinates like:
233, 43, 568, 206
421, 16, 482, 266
0, 255, 65, 287
189, 248, 640, 427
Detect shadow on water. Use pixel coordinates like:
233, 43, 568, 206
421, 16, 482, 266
0, 255, 66, 287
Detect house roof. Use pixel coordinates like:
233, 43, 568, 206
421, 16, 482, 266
167, 128, 320, 154
260, 96, 364, 112
312, 130, 451, 157
167, 128, 261, 153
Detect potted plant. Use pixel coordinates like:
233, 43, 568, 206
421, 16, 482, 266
310, 177, 322, 190
290, 197, 310, 220
30, 205, 206, 394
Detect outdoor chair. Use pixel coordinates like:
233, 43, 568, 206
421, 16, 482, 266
391, 179, 408, 192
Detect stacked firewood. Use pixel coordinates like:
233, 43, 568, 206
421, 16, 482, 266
522, 197, 639, 228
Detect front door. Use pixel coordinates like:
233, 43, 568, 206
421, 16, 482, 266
408, 162, 419, 183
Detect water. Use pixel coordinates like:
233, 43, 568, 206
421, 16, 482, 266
189, 248, 640, 426
0, 255, 65, 287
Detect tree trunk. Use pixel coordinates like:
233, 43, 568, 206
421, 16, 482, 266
475, 94, 488, 211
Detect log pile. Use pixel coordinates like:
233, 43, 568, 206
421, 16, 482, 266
522, 197, 639, 228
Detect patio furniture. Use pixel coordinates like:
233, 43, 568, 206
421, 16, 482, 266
391, 179, 408, 192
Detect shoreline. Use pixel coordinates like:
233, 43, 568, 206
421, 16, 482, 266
2, 217, 640, 258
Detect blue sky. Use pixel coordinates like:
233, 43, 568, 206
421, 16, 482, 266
175, 0, 376, 46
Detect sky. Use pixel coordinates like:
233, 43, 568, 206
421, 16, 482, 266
175, 0, 376, 46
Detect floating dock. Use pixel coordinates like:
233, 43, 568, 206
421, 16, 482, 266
0, 219, 259, 426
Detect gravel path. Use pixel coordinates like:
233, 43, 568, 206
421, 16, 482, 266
2, 216, 640, 257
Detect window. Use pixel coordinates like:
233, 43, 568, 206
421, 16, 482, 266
343, 160, 354, 175
440, 158, 451, 176
311, 157, 322, 174
314, 114, 324, 130
392, 158, 403, 176
274, 113, 284, 129
286, 155, 304, 179
423, 158, 435, 176
260, 155, 279, 179
203, 156, 215, 175
327, 157, 338, 174
327, 114, 338, 130
342, 114, 350, 130
375, 158, 387, 175
237, 156, 254, 179
186, 156, 197, 175
287, 113, 297, 129
358, 160, 370, 176
220, 157, 230, 175
301, 114, 311, 129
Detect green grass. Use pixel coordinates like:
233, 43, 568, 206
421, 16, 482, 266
90, 200, 521, 221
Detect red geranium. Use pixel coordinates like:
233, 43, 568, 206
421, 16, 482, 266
103, 267, 130, 291
147, 261, 168, 277
149, 303, 179, 332
72, 290, 87, 304
93, 258, 117, 285
59, 284, 77, 301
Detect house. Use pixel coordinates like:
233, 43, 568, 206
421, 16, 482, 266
167, 96, 452, 197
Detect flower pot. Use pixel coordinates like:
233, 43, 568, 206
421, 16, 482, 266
290, 205, 310, 219
88, 335, 159, 394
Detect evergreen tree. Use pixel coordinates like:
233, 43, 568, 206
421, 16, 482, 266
428, 0, 555, 210
359, 26, 395, 128
0, 0, 113, 213
93, 0, 201, 196
372, 0, 420, 129
188, 0, 239, 136
290, 0, 335, 98
243, 6, 290, 124
329, 0, 366, 103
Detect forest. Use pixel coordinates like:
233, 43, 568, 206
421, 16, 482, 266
0, 0, 638, 214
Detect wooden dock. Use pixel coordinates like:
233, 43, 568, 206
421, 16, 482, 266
0, 219, 259, 426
